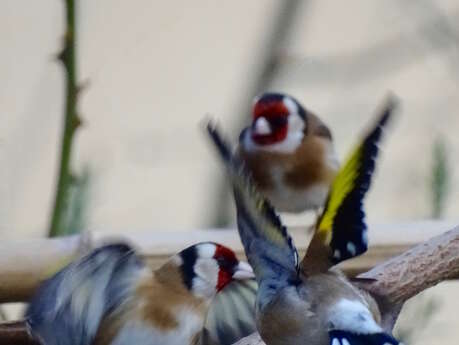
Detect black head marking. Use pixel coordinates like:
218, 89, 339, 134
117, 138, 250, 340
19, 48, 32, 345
179, 245, 198, 290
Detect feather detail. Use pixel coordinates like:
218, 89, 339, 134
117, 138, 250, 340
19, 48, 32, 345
26, 243, 142, 345
207, 122, 298, 270
206, 122, 299, 307
302, 96, 398, 273
203, 279, 257, 345
329, 330, 402, 345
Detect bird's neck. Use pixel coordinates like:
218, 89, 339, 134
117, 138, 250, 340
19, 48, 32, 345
154, 262, 210, 307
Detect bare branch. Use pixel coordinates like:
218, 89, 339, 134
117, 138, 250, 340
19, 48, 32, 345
358, 226, 459, 301
48, 0, 83, 237
0, 321, 40, 345
356, 225, 459, 330
2, 223, 447, 303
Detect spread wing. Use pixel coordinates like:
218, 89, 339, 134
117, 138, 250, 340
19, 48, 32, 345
207, 123, 299, 309
26, 243, 142, 345
203, 279, 257, 345
302, 96, 398, 272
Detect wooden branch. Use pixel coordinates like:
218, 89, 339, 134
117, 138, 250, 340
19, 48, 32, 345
0, 235, 84, 303
230, 225, 459, 345
1, 222, 451, 303
356, 225, 459, 330
358, 226, 459, 301
1, 223, 457, 344
0, 321, 40, 345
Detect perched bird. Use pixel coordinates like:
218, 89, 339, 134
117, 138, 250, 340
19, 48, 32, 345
26, 241, 254, 345
238, 92, 339, 213
207, 96, 402, 345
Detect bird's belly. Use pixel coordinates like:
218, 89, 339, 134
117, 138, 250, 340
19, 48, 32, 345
260, 320, 328, 345
109, 311, 203, 345
265, 182, 329, 213
257, 287, 328, 345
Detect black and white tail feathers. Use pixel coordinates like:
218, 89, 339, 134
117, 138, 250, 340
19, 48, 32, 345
206, 122, 299, 310
329, 330, 403, 345
26, 243, 143, 345
203, 279, 257, 345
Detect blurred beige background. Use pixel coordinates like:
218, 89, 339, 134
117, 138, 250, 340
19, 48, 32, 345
1, 1, 459, 343
1, 0, 459, 235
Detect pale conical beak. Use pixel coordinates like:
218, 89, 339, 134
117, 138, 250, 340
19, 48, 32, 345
232, 261, 255, 280
253, 117, 272, 135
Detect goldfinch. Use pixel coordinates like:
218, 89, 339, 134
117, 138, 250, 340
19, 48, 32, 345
26, 241, 253, 345
206, 96, 402, 345
238, 92, 339, 213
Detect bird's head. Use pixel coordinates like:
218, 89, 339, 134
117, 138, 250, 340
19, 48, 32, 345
248, 93, 306, 149
176, 242, 254, 299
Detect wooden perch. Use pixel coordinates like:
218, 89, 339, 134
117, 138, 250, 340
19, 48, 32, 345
0, 221, 452, 303
0, 222, 457, 344
0, 235, 84, 303
0, 321, 39, 345
232, 225, 459, 345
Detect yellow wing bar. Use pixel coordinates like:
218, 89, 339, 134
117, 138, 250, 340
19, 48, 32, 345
315, 96, 398, 264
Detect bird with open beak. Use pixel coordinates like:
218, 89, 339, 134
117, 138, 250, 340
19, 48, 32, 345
207, 96, 403, 345
26, 241, 253, 345
238, 92, 339, 213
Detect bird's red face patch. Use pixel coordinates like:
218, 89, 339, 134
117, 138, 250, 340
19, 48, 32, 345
214, 244, 238, 292
251, 100, 289, 145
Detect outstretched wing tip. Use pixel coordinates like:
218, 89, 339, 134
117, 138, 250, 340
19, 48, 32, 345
205, 120, 235, 167
373, 93, 400, 129
313, 95, 399, 266
205, 120, 299, 276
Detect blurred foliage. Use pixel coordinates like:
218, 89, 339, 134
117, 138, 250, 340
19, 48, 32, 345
430, 137, 450, 219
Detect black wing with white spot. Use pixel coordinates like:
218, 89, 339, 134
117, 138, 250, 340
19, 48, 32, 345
207, 122, 299, 301
313, 97, 397, 265
329, 330, 403, 345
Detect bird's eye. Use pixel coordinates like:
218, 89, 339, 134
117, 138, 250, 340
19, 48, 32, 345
270, 116, 288, 127
216, 257, 233, 271
216, 257, 227, 266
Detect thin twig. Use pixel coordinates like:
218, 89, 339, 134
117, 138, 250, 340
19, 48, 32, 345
48, 0, 83, 237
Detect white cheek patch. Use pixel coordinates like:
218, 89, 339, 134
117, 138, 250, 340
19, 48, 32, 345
287, 112, 305, 139
282, 96, 298, 114
191, 258, 219, 299
196, 243, 217, 258
328, 299, 382, 334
